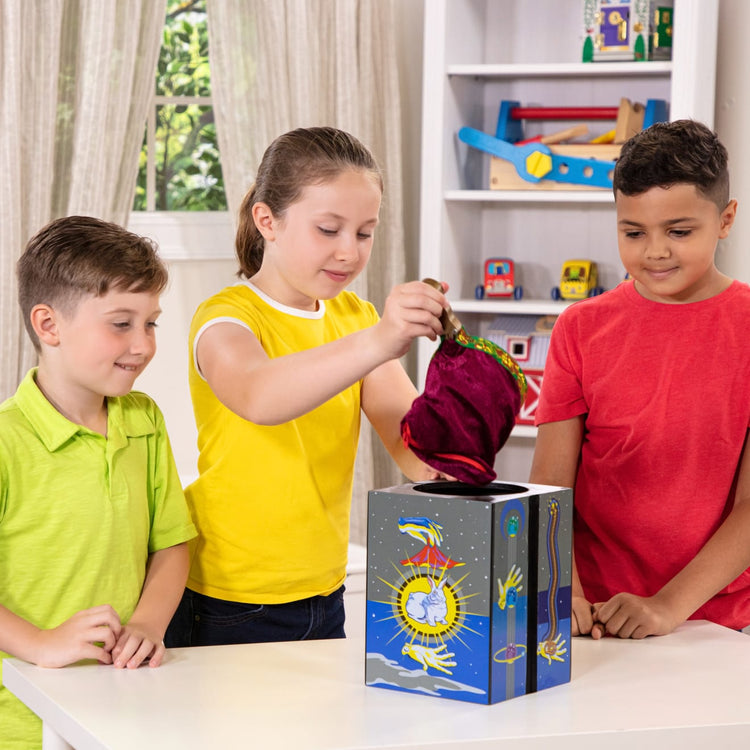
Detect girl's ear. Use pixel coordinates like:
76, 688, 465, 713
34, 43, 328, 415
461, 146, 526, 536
252, 201, 276, 242
30, 304, 61, 347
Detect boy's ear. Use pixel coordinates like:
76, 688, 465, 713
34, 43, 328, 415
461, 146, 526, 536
252, 201, 276, 241
29, 304, 61, 347
719, 199, 738, 239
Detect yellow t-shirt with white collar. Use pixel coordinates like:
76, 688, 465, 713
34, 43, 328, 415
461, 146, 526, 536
186, 281, 379, 604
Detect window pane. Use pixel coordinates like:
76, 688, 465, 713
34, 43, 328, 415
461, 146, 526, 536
133, 132, 148, 211
156, 104, 226, 211
158, 0, 210, 98
133, 0, 227, 211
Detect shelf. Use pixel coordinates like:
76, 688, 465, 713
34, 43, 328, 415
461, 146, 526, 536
418, 0, 718, 477
511, 425, 537, 439
452, 299, 571, 316
447, 62, 673, 79
445, 190, 614, 204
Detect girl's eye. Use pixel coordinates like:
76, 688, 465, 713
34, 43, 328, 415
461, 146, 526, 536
357, 232, 372, 240
147, 321, 159, 329
318, 227, 338, 236
113, 322, 131, 329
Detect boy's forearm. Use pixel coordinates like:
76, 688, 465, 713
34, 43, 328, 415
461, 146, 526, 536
128, 543, 189, 637
0, 604, 42, 662
656, 499, 750, 621
529, 417, 583, 488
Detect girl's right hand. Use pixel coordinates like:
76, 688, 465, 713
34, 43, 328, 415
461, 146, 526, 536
374, 280, 449, 360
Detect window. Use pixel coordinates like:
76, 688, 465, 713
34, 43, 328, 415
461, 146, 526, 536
129, 0, 233, 262
133, 0, 227, 212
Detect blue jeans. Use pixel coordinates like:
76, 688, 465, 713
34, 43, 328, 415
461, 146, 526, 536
164, 585, 346, 647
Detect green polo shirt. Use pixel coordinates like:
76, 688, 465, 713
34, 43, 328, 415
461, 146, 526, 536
0, 368, 196, 749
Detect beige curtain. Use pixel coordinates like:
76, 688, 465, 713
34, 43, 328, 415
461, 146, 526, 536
0, 0, 166, 400
207, 0, 407, 544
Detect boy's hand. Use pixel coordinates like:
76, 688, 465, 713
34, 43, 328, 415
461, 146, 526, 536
32, 605, 122, 668
111, 621, 166, 669
592, 592, 681, 639
571, 595, 605, 638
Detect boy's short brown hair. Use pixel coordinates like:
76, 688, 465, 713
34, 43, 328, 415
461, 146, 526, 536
17, 215, 168, 351
613, 119, 730, 210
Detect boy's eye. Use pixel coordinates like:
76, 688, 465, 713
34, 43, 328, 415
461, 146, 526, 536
623, 231, 643, 239
670, 229, 691, 238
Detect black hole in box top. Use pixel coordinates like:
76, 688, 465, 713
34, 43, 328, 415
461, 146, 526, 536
413, 481, 526, 496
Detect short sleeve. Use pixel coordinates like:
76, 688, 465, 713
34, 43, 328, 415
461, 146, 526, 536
146, 400, 197, 552
534, 308, 588, 426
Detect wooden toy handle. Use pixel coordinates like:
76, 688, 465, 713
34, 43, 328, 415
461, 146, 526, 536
422, 278, 462, 339
518, 124, 590, 146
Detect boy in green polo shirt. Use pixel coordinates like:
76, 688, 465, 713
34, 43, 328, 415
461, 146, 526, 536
0, 216, 197, 749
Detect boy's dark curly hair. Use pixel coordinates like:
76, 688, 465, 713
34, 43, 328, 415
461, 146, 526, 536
613, 119, 729, 209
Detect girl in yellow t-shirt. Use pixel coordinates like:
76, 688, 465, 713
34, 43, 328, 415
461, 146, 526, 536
166, 126, 449, 646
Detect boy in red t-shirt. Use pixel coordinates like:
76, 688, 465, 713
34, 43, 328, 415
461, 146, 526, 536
531, 120, 750, 638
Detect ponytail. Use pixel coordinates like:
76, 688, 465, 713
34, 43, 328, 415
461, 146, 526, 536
235, 185, 265, 278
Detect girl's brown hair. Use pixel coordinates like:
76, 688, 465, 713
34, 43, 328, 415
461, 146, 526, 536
235, 127, 383, 278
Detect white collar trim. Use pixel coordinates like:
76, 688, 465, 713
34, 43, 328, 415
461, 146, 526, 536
239, 280, 325, 319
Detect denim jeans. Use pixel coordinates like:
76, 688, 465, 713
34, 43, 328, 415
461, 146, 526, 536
164, 585, 346, 647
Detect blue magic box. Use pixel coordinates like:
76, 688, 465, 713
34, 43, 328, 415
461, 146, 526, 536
365, 481, 572, 704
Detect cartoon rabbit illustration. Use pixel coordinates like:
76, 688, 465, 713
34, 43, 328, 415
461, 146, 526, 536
405, 576, 448, 627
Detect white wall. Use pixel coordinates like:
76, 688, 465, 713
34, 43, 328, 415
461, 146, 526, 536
714, 0, 750, 284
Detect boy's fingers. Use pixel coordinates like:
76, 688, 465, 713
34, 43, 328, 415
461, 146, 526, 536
92, 625, 118, 652
146, 641, 166, 668
112, 633, 138, 667
592, 600, 610, 621
83, 605, 122, 635
126, 640, 157, 670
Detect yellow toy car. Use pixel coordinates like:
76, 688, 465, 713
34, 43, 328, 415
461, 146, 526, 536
551, 260, 604, 300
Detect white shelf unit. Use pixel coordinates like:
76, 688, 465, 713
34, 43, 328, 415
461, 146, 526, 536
417, 0, 718, 460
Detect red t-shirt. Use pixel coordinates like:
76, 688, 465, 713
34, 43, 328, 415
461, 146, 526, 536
536, 280, 750, 628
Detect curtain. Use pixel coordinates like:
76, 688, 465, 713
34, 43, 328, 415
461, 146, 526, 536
207, 0, 407, 545
0, 0, 166, 401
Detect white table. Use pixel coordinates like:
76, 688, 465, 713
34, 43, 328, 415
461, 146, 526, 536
5, 620, 750, 750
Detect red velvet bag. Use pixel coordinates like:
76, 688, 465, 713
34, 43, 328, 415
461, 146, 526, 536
401, 301, 527, 485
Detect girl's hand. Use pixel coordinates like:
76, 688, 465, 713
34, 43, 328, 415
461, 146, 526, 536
373, 281, 448, 360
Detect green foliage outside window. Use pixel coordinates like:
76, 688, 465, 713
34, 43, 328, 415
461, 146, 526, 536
133, 0, 227, 211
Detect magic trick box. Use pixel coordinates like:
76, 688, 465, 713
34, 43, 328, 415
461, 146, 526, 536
365, 481, 572, 705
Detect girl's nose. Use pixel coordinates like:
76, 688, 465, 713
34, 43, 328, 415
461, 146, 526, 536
334, 235, 359, 260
